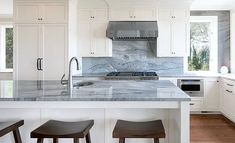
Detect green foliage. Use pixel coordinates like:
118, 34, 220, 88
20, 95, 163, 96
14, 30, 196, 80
188, 22, 210, 71
5, 28, 13, 69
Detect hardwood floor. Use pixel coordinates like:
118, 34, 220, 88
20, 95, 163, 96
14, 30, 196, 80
190, 114, 235, 143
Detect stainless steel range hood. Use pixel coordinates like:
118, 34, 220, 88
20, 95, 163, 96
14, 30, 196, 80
106, 21, 158, 41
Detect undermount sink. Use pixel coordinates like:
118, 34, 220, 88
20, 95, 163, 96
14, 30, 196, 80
73, 81, 94, 88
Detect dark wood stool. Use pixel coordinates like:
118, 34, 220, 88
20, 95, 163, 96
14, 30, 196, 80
31, 120, 94, 143
113, 120, 165, 143
0, 120, 24, 143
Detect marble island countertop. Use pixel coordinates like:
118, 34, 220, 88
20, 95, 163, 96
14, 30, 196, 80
0, 79, 190, 101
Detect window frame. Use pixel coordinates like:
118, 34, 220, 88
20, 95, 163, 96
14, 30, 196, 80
0, 24, 13, 72
185, 16, 218, 73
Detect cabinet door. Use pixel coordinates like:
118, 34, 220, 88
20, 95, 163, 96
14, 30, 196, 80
93, 9, 108, 21
109, 9, 132, 21
42, 3, 68, 23
172, 21, 186, 57
15, 3, 40, 23
78, 22, 92, 57
91, 22, 111, 57
158, 9, 171, 21
42, 24, 67, 80
133, 9, 156, 21
78, 9, 92, 21
204, 79, 219, 111
157, 21, 172, 57
172, 9, 187, 21
14, 24, 40, 80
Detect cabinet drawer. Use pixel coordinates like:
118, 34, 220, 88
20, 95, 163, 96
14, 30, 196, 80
222, 79, 235, 94
190, 100, 203, 111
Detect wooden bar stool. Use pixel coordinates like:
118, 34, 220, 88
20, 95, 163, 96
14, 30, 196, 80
0, 120, 24, 143
31, 120, 94, 143
113, 120, 165, 143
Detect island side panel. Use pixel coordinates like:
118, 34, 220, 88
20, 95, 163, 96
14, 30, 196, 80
169, 102, 190, 143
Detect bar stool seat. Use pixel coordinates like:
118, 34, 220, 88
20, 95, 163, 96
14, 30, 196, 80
31, 120, 94, 143
0, 120, 24, 143
113, 120, 165, 143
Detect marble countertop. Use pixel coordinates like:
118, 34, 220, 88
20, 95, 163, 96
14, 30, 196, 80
0, 80, 190, 101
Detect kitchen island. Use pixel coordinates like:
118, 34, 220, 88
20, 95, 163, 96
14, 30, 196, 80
0, 79, 190, 143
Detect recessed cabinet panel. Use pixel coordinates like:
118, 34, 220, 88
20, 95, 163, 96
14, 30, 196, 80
42, 24, 67, 80
109, 9, 132, 21
133, 9, 156, 21
204, 79, 219, 111
78, 9, 111, 57
15, 25, 40, 80
15, 4, 40, 23
15, 2, 68, 23
78, 22, 92, 57
157, 8, 188, 57
172, 21, 186, 57
93, 9, 108, 21
157, 21, 171, 57
42, 3, 67, 23
78, 9, 92, 21
92, 22, 109, 57
158, 9, 171, 21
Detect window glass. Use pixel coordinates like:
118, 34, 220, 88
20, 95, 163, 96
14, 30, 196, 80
5, 28, 13, 69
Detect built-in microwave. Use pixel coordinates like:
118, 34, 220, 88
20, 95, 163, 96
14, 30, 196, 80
177, 79, 204, 97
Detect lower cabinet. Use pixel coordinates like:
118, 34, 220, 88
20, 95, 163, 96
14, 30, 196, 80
220, 78, 235, 122
203, 78, 220, 111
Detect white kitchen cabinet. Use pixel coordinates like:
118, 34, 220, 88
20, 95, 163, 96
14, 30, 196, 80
78, 9, 112, 57
220, 78, 235, 122
14, 24, 68, 80
41, 24, 67, 80
14, 24, 40, 80
14, 2, 68, 24
203, 78, 220, 111
109, 8, 156, 21
157, 8, 188, 57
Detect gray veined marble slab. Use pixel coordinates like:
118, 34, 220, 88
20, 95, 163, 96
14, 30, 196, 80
0, 80, 191, 101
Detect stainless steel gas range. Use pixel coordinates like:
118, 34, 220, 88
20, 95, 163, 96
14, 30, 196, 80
104, 72, 159, 80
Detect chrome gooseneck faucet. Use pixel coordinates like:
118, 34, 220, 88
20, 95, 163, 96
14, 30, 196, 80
68, 57, 79, 90
61, 57, 80, 91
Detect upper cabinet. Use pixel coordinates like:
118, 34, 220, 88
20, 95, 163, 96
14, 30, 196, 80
78, 9, 112, 57
109, 8, 156, 21
157, 8, 189, 57
14, 2, 68, 23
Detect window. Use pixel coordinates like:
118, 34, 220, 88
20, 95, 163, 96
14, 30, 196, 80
0, 25, 13, 72
187, 16, 218, 72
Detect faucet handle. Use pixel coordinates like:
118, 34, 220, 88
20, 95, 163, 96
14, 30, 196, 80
61, 74, 68, 86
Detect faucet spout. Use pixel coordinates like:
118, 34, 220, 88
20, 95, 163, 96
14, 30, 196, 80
68, 57, 80, 91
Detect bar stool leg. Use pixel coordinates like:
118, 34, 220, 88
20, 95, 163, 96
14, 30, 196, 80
13, 128, 22, 143
74, 138, 79, 143
119, 138, 125, 143
53, 138, 58, 143
37, 138, 44, 143
85, 132, 91, 143
154, 138, 159, 143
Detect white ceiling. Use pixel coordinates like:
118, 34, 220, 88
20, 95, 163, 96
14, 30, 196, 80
191, 0, 235, 10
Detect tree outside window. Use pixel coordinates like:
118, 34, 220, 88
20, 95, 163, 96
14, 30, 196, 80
188, 16, 218, 72
0, 25, 13, 72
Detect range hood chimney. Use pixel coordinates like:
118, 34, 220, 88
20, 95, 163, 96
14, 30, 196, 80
106, 21, 158, 41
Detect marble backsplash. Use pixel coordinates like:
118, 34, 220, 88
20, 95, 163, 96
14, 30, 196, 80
82, 41, 184, 74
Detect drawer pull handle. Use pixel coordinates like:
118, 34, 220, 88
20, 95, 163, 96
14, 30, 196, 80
226, 90, 233, 93
190, 103, 195, 106
227, 84, 234, 86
